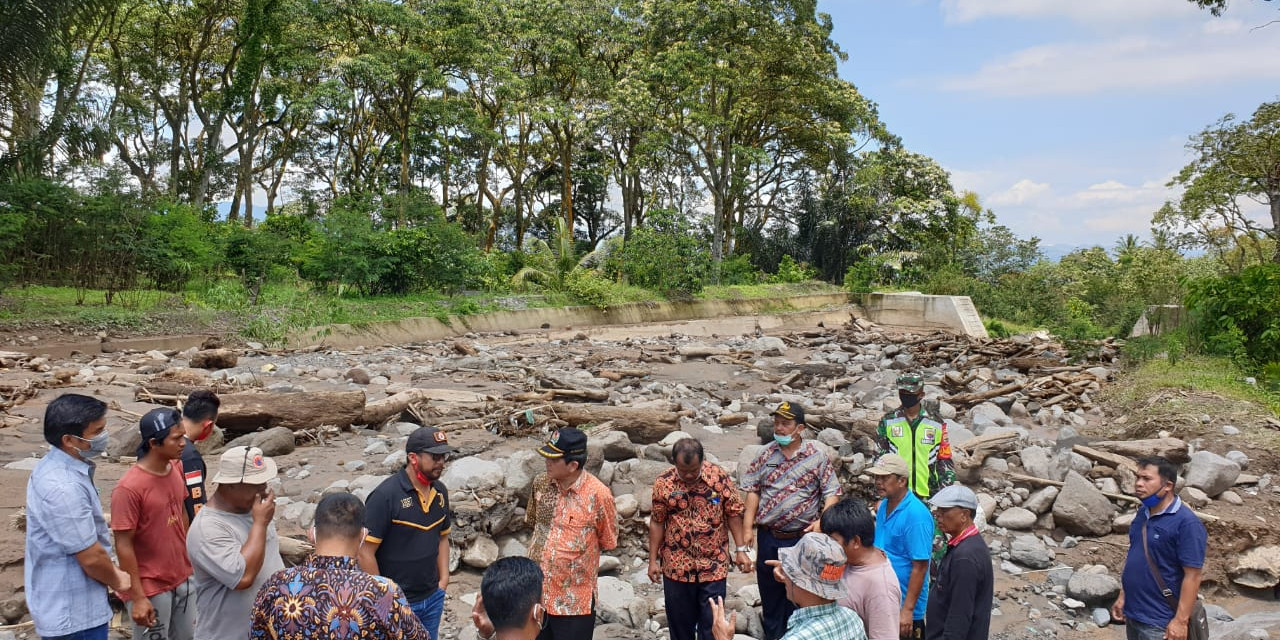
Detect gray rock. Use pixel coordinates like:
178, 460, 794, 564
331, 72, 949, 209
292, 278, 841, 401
596, 576, 638, 627
1226, 450, 1250, 470
1092, 608, 1111, 627
737, 584, 762, 607
344, 460, 366, 472
344, 368, 371, 385
1229, 545, 1280, 589
1186, 451, 1241, 498
751, 336, 787, 356
252, 426, 298, 457
1067, 572, 1121, 605
0, 595, 28, 624
504, 450, 543, 505
1022, 445, 1063, 482
497, 536, 528, 558
1053, 471, 1116, 537
440, 456, 505, 491
1220, 490, 1244, 505
3, 456, 41, 471
1204, 604, 1234, 622
1000, 560, 1023, 575
316, 367, 340, 380
462, 536, 499, 569
1222, 425, 1241, 436
382, 450, 407, 468
982, 457, 1009, 474
995, 507, 1037, 531
1010, 534, 1055, 569
615, 494, 639, 519
969, 402, 1009, 427
1113, 512, 1136, 535
1179, 486, 1211, 508
1023, 487, 1059, 515
1047, 567, 1074, 587
393, 422, 420, 436
598, 555, 622, 573
615, 458, 671, 489
596, 431, 639, 461
938, 401, 957, 420
816, 428, 847, 450
363, 439, 390, 456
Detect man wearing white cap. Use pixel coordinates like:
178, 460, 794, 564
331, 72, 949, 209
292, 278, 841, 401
185, 446, 283, 640
708, 532, 867, 640
924, 485, 992, 640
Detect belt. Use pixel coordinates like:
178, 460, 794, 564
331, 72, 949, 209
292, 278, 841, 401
758, 525, 805, 540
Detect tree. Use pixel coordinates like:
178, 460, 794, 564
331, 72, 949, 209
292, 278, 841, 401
1154, 100, 1280, 263
1187, 0, 1275, 16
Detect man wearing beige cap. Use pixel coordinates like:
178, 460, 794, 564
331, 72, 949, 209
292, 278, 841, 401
867, 453, 933, 640
708, 532, 866, 640
185, 446, 283, 640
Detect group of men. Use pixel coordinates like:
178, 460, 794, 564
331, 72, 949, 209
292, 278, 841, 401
25, 367, 1209, 640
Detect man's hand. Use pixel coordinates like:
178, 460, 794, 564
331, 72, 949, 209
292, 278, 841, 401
251, 489, 276, 524
765, 559, 785, 584
1110, 593, 1125, 623
709, 596, 737, 640
111, 568, 132, 594
648, 558, 662, 584
130, 596, 156, 628
899, 607, 913, 638
1166, 618, 1189, 640
804, 519, 821, 533
733, 550, 751, 573
470, 594, 495, 639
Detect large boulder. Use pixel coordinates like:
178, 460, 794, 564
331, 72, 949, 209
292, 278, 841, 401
596, 576, 639, 627
969, 402, 1010, 427
1021, 445, 1064, 482
462, 536, 500, 569
1023, 487, 1059, 515
1067, 570, 1121, 605
1229, 546, 1280, 590
441, 456, 505, 491
593, 431, 639, 462
1184, 451, 1241, 498
224, 426, 297, 457
613, 459, 671, 490
504, 450, 543, 505
1053, 471, 1116, 537
995, 507, 1037, 531
1009, 535, 1055, 569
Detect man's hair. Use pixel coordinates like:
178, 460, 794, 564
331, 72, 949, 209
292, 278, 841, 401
43, 393, 108, 448
820, 497, 876, 548
482, 556, 544, 630
671, 438, 704, 465
1137, 456, 1179, 486
183, 390, 220, 422
564, 452, 587, 473
313, 492, 366, 540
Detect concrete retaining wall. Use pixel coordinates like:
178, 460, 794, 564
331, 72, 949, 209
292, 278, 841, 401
856, 292, 989, 339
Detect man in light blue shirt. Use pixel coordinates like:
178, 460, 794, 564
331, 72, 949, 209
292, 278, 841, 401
868, 453, 933, 640
25, 394, 132, 640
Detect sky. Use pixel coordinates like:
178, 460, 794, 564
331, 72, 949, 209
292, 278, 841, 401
817, 0, 1280, 252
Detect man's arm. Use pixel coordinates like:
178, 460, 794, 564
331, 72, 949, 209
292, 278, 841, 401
358, 540, 381, 575
931, 422, 957, 494
437, 535, 450, 591
235, 490, 276, 590
74, 543, 131, 593
1165, 567, 1203, 640
742, 491, 760, 548
648, 517, 666, 583
938, 557, 978, 639
114, 530, 156, 626
900, 559, 928, 634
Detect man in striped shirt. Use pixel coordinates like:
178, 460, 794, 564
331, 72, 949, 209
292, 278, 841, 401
741, 402, 842, 640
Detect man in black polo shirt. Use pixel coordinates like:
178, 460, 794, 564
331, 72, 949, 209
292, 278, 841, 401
924, 485, 992, 640
360, 426, 455, 640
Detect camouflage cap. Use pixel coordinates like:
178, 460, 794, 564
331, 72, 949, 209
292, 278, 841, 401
778, 532, 847, 600
895, 372, 924, 392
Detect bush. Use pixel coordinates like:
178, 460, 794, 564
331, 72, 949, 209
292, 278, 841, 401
767, 255, 817, 284
565, 268, 621, 309
298, 209, 386, 295
719, 254, 762, 285
610, 209, 709, 295
375, 223, 484, 294
137, 203, 219, 291
1185, 264, 1280, 366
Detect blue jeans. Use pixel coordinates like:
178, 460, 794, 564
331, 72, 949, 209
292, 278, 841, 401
1126, 620, 1166, 640
43, 624, 108, 640
409, 588, 446, 640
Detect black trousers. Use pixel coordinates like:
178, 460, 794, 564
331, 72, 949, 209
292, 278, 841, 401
536, 613, 595, 640
663, 576, 727, 640
756, 527, 802, 640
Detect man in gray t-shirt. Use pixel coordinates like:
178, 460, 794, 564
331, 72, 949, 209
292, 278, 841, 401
186, 446, 283, 640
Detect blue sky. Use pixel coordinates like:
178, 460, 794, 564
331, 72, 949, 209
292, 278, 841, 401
818, 0, 1280, 251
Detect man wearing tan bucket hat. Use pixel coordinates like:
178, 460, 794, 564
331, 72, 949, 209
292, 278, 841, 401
708, 532, 867, 640
186, 446, 283, 640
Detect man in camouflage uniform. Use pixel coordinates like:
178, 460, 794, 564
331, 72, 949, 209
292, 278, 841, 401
874, 373, 956, 500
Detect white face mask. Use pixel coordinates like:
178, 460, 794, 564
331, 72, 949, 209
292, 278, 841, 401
72, 431, 110, 459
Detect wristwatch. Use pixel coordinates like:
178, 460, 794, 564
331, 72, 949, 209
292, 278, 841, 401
735, 545, 753, 553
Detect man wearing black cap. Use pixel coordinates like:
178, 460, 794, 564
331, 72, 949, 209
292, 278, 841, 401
532, 427, 617, 640
360, 426, 455, 640
110, 407, 195, 640
740, 402, 842, 640
875, 373, 955, 501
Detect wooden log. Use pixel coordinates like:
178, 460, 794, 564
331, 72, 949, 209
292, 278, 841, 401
1072, 444, 1140, 474
189, 349, 239, 370
360, 388, 495, 426
551, 403, 687, 444
597, 369, 650, 382
217, 390, 366, 433
135, 380, 238, 401
944, 381, 1026, 406
1090, 438, 1190, 465
509, 389, 610, 403
676, 345, 732, 358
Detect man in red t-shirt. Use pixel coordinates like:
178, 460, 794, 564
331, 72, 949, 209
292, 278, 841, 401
111, 408, 196, 640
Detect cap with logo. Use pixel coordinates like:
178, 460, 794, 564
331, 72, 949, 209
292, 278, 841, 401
537, 427, 588, 458
928, 484, 979, 511
778, 532, 847, 600
138, 407, 180, 457
865, 452, 910, 478
896, 373, 925, 392
212, 446, 278, 485
406, 426, 456, 455
771, 401, 806, 425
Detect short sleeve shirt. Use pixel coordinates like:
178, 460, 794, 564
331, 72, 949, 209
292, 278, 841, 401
783, 602, 868, 640
875, 493, 933, 620
24, 448, 114, 638
651, 462, 746, 582
363, 471, 452, 603
110, 461, 193, 598
186, 505, 284, 640
180, 439, 208, 522
1121, 498, 1208, 628
740, 441, 841, 532
837, 554, 902, 640
539, 472, 618, 616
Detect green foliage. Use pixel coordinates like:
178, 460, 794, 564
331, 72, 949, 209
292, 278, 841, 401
565, 267, 621, 310
299, 208, 386, 295
1185, 264, 1280, 366
984, 319, 1011, 339
376, 223, 485, 294
718, 254, 762, 286
610, 209, 710, 295
767, 255, 816, 284
137, 203, 219, 292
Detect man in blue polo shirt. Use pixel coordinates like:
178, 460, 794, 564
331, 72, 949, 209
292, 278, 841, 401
867, 453, 932, 640
1112, 456, 1207, 640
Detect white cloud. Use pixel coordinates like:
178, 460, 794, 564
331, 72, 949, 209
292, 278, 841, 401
987, 179, 1051, 206
937, 31, 1280, 96
940, 0, 1200, 25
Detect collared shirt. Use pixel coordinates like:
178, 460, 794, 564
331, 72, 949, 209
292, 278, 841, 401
875, 493, 933, 621
925, 531, 992, 640
1121, 497, 1207, 629
740, 441, 841, 532
24, 447, 114, 638
837, 553, 901, 640
783, 602, 868, 640
363, 470, 452, 603
538, 472, 618, 616
651, 461, 746, 582
250, 554, 429, 640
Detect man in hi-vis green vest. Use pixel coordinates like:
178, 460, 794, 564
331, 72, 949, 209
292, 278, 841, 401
874, 373, 955, 500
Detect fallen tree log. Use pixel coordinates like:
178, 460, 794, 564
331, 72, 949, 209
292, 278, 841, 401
551, 403, 688, 444
1090, 438, 1190, 464
217, 390, 366, 433
360, 388, 496, 426
1072, 444, 1140, 474
509, 388, 610, 403
676, 345, 732, 358
944, 382, 1026, 406
135, 380, 240, 402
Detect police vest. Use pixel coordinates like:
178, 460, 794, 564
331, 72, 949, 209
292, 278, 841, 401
883, 415, 944, 498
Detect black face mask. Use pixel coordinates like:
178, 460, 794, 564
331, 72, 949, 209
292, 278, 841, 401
898, 391, 920, 409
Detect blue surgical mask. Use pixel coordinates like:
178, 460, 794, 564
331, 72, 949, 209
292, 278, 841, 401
73, 431, 110, 459
774, 434, 794, 447
1139, 493, 1162, 509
